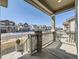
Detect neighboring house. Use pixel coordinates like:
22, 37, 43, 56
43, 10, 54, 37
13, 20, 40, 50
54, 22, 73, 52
38, 25, 45, 31
63, 17, 76, 43
63, 17, 76, 33
0, 20, 15, 33
30, 25, 39, 31
39, 25, 52, 31
46, 26, 52, 30
16, 23, 30, 32
16, 23, 52, 32
17, 23, 24, 31
23, 23, 30, 31
29, 24, 52, 31
42, 25, 47, 31
56, 27, 63, 31
63, 21, 69, 32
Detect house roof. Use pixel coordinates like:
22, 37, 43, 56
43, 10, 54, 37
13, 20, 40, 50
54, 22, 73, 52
63, 16, 75, 25
0, 20, 15, 24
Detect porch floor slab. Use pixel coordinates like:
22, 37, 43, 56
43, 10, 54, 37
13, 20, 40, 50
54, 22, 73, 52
1, 41, 77, 59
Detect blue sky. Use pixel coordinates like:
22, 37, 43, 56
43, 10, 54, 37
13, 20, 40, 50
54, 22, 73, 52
0, 0, 75, 27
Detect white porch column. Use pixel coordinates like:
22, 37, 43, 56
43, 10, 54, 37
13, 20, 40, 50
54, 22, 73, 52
75, 0, 78, 53
0, 32, 1, 54
51, 15, 56, 41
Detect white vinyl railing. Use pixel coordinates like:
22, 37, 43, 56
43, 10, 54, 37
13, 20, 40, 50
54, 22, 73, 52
42, 31, 53, 47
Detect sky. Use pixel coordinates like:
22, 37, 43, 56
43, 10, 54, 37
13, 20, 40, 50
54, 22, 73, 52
0, 0, 75, 27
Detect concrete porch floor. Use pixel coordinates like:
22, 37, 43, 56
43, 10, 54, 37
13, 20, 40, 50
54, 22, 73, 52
18, 41, 77, 59
1, 41, 77, 59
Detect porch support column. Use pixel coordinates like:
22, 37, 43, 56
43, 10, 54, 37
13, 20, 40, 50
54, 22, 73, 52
51, 15, 56, 41
75, 0, 78, 53
0, 32, 1, 58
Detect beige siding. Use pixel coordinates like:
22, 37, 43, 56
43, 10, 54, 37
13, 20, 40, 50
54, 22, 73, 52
69, 20, 75, 32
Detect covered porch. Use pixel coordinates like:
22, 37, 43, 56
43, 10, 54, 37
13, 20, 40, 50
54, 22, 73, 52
20, 0, 77, 59
1, 0, 77, 59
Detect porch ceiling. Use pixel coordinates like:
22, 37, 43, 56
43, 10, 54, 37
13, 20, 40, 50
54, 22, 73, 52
0, 0, 8, 8
24, 0, 75, 15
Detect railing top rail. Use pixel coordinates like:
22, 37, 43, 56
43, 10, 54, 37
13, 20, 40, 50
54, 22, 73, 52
42, 31, 53, 34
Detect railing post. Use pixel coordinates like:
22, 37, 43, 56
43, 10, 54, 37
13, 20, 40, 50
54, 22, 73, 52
28, 31, 42, 55
28, 34, 32, 54
0, 30, 1, 58
35, 30, 42, 52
